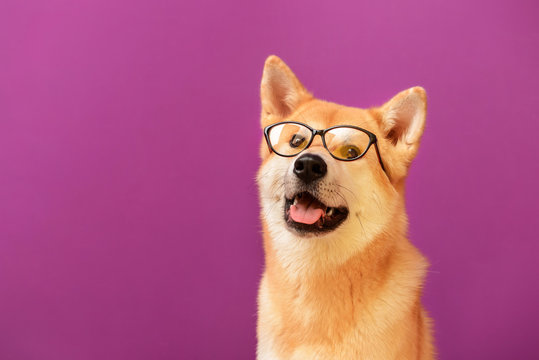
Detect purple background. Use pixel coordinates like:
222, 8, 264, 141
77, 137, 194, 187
1, 0, 538, 359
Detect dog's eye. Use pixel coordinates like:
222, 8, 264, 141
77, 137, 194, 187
290, 134, 306, 148
337, 145, 361, 159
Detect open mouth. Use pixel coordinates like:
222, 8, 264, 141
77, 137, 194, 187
284, 192, 349, 234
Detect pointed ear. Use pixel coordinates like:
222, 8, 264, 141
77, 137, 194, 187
379, 86, 427, 161
260, 55, 312, 127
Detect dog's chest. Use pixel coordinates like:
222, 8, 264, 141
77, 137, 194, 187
256, 269, 425, 360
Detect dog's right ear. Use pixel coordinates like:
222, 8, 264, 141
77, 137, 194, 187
260, 56, 312, 128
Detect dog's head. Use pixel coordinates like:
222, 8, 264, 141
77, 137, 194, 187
257, 56, 427, 273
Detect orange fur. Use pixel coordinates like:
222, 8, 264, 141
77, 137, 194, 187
256, 56, 435, 359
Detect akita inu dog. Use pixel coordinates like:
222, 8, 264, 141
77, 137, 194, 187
256, 56, 435, 359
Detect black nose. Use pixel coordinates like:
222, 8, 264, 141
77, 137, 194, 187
293, 154, 327, 184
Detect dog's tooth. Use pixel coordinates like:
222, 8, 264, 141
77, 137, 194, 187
327, 207, 334, 217
293, 196, 298, 206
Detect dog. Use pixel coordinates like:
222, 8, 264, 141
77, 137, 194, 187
256, 56, 435, 359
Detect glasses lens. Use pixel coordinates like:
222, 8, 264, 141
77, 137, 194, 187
267, 123, 312, 156
325, 127, 371, 160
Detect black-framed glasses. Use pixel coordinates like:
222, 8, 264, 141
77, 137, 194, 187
264, 121, 386, 173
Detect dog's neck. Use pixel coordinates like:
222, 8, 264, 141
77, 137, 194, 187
261, 220, 427, 309
265, 231, 393, 287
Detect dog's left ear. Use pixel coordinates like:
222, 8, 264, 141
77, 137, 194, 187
379, 86, 427, 163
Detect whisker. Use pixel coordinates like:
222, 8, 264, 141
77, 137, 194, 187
334, 190, 348, 208
371, 191, 383, 215
355, 212, 367, 239
335, 184, 359, 202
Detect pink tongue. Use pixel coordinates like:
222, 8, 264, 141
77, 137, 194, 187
290, 203, 324, 225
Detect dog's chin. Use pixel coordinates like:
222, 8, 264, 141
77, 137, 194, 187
284, 191, 349, 236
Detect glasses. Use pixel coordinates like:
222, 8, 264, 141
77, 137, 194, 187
264, 121, 386, 173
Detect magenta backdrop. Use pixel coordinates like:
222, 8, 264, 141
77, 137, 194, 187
1, 0, 538, 359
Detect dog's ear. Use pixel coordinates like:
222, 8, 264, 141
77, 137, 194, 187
379, 86, 427, 164
260, 55, 312, 128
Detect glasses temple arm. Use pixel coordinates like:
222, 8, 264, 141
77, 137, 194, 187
373, 140, 387, 174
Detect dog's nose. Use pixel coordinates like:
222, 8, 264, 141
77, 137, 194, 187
293, 154, 327, 184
